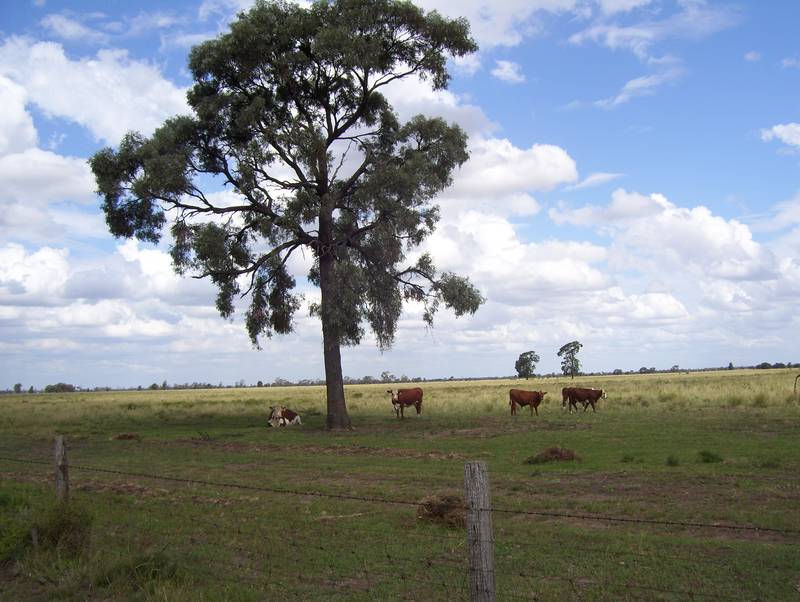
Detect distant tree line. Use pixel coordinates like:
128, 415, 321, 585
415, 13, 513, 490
4, 360, 798, 394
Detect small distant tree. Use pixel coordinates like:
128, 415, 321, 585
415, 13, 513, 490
257, 380, 264, 387
612, 369, 623, 375
162, 380, 168, 390
557, 341, 582, 379
727, 362, 734, 370
13, 383, 22, 393
639, 367, 649, 374
756, 362, 771, 369
44, 383, 76, 393
671, 364, 679, 372
149, 382, 160, 390
380, 371, 395, 383
28, 385, 34, 394
514, 351, 540, 379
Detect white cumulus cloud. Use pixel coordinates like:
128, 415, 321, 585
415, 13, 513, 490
491, 60, 525, 83
0, 37, 188, 144
761, 123, 800, 149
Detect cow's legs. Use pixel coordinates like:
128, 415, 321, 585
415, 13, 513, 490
533, 405, 538, 416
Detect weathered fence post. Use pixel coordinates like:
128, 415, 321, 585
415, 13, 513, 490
54, 435, 69, 503
464, 461, 496, 602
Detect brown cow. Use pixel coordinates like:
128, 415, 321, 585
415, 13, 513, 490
267, 405, 302, 427
386, 388, 423, 418
509, 389, 547, 416
562, 387, 606, 413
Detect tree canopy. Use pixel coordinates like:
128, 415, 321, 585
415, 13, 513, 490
514, 351, 539, 379
557, 341, 582, 379
89, 0, 484, 429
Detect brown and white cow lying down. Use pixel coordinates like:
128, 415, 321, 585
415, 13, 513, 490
268, 405, 302, 427
562, 387, 606, 413
509, 389, 547, 416
386, 388, 423, 418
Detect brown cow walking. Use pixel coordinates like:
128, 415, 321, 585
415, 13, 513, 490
509, 389, 547, 416
387, 388, 423, 418
562, 387, 606, 413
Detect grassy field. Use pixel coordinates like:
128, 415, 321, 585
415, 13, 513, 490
1, 369, 799, 600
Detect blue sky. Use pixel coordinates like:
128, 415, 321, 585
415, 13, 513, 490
1, 0, 798, 388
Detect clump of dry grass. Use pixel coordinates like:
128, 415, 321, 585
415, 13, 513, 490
525, 445, 579, 464
417, 494, 465, 528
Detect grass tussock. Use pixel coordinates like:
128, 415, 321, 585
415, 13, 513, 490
93, 550, 180, 591
697, 450, 723, 464
666, 454, 680, 467
417, 495, 465, 528
0, 492, 30, 564
34, 502, 93, 555
525, 446, 579, 464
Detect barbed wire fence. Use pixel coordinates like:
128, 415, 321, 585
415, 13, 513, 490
1, 437, 799, 601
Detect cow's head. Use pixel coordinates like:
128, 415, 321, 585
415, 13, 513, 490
539, 391, 547, 399
267, 405, 286, 428
601, 390, 607, 399
387, 390, 401, 417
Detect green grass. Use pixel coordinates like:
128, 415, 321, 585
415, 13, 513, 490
1, 368, 799, 600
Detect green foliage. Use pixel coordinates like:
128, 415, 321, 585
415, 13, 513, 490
557, 341, 583, 378
89, 1, 484, 414
44, 383, 76, 393
515, 350, 540, 379
666, 454, 680, 466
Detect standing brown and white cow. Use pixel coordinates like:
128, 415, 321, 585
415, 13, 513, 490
509, 389, 547, 416
386, 388, 423, 418
561, 387, 606, 413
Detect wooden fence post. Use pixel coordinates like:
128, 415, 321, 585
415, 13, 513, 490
54, 435, 69, 504
464, 461, 496, 602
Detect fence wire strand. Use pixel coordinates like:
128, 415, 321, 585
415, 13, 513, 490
2, 455, 797, 537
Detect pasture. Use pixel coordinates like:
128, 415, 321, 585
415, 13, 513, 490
1, 369, 799, 600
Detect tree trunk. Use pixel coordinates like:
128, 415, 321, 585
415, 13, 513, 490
318, 214, 352, 430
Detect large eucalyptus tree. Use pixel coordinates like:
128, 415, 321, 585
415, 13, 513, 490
90, 0, 484, 429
